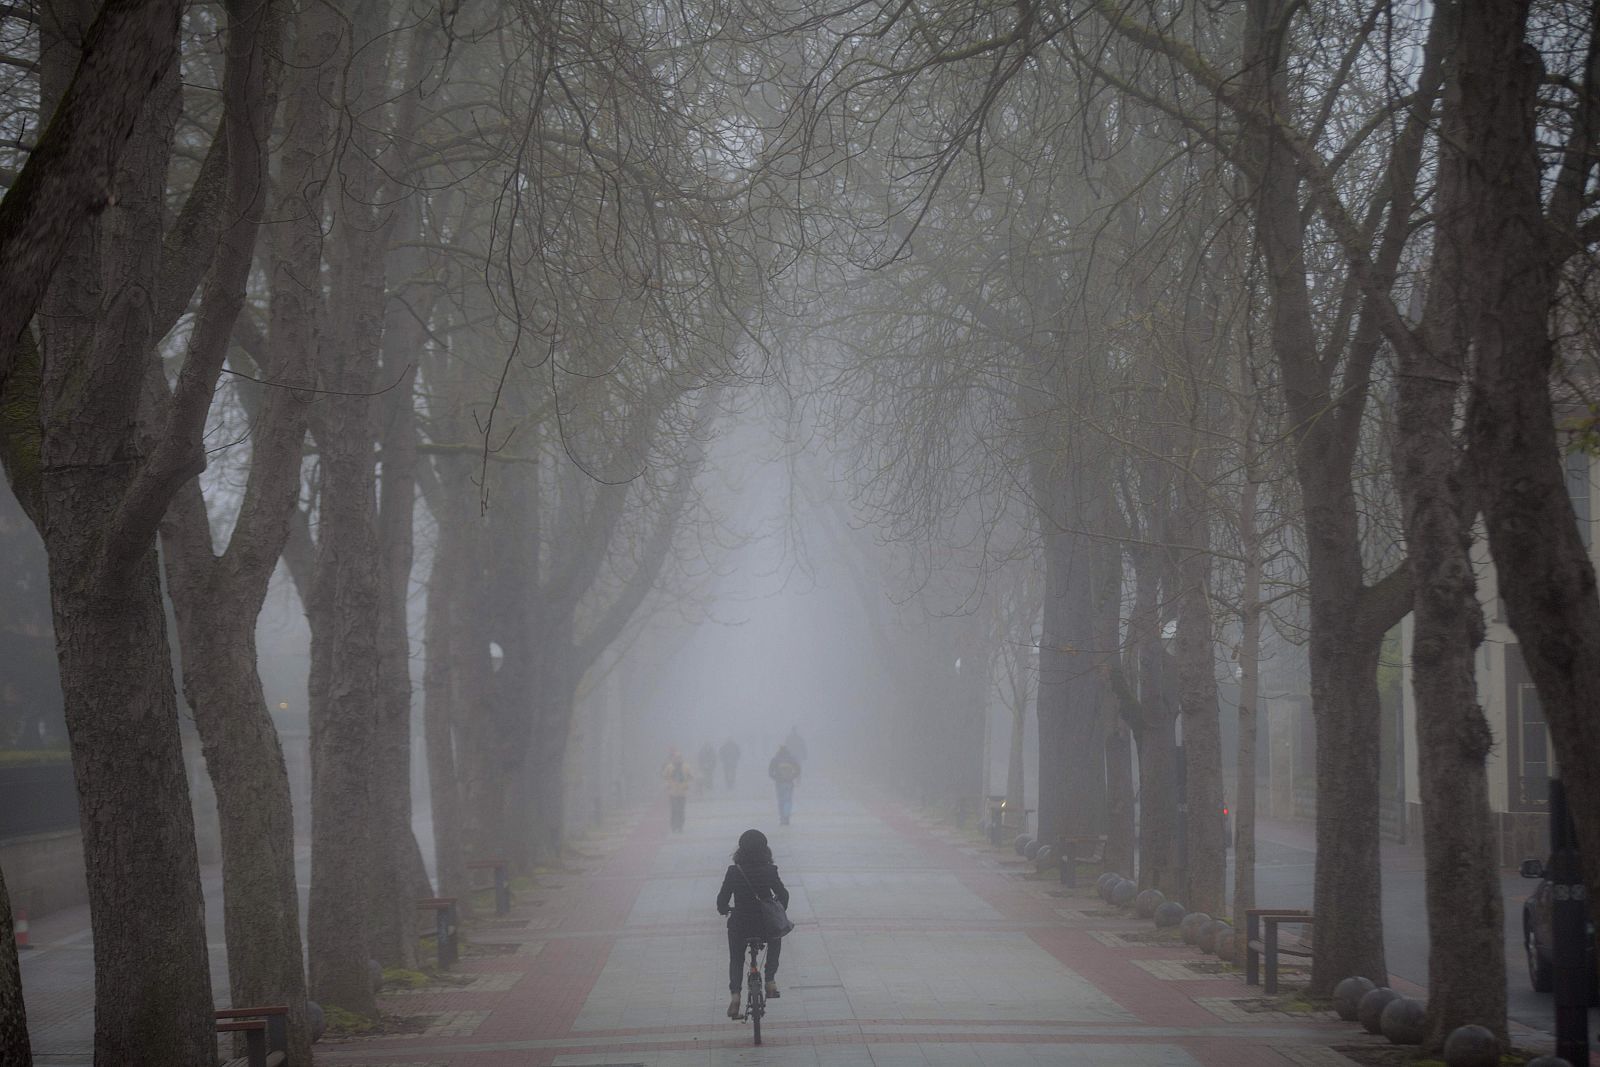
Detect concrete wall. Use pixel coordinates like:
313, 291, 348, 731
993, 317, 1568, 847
0, 828, 87, 920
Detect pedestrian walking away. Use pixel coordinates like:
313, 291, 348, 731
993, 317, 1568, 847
716, 828, 790, 1018
783, 725, 807, 765
769, 744, 801, 826
720, 736, 741, 789
662, 748, 695, 832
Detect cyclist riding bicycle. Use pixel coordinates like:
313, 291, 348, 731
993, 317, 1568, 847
716, 828, 790, 1018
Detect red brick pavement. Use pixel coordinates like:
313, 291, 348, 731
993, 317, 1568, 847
313, 792, 1527, 1066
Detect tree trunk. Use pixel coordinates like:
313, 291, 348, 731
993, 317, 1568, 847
1455, 0, 1600, 974
0, 0, 182, 377
423, 541, 467, 899
164, 486, 311, 1066
1103, 717, 1136, 879
1133, 717, 1181, 894
1230, 474, 1262, 962
305, 421, 382, 1011
1397, 350, 1504, 1046
17, 27, 218, 1063
52, 539, 216, 1065
1037, 522, 1108, 848
1305, 603, 1387, 991
368, 359, 419, 969
0, 864, 30, 1067
1239, 0, 1408, 994
1176, 514, 1226, 917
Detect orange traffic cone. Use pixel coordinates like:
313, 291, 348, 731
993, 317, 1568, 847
13, 908, 30, 950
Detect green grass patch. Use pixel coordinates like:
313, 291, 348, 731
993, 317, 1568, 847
380, 967, 430, 990
322, 1006, 377, 1036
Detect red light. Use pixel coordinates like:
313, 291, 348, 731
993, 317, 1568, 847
1222, 807, 1229, 815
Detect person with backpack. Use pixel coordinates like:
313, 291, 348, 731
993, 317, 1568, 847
719, 736, 741, 788
662, 748, 695, 831
768, 745, 801, 826
716, 828, 790, 1017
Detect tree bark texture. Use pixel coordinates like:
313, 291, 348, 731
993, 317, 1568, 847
0, 0, 182, 380
0, 864, 30, 1066
1036, 518, 1109, 849
53, 541, 217, 1066
1174, 475, 1226, 917
305, 396, 382, 1013
164, 487, 311, 1066
368, 358, 420, 969
1230, 473, 1263, 962
1239, 0, 1410, 991
1372, 3, 1509, 1042
423, 530, 467, 899
10, 34, 220, 1065
155, 0, 311, 1054
1454, 0, 1600, 962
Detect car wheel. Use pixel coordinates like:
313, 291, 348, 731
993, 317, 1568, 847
1527, 923, 1553, 993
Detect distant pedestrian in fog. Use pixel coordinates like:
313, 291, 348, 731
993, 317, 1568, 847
769, 745, 801, 826
697, 742, 717, 796
783, 725, 807, 765
720, 737, 741, 789
663, 748, 695, 832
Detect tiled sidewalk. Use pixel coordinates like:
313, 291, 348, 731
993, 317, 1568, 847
314, 782, 1396, 1066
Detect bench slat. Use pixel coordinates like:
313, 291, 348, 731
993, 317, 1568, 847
215, 1005, 288, 1020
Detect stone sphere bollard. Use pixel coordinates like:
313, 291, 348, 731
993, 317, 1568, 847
1135, 888, 1166, 918
1180, 911, 1211, 944
1198, 918, 1231, 953
1155, 901, 1187, 928
1441, 1025, 1500, 1067
1357, 987, 1401, 1035
1379, 997, 1425, 1045
1214, 928, 1238, 963
1526, 1057, 1573, 1067
1332, 976, 1376, 1021
1110, 878, 1137, 906
1014, 834, 1032, 856
1024, 839, 1041, 861
305, 1000, 326, 1043
1097, 872, 1122, 901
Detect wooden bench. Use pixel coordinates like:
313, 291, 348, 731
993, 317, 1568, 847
216, 1005, 288, 1067
1246, 909, 1314, 993
417, 897, 460, 968
466, 858, 512, 915
1059, 835, 1108, 887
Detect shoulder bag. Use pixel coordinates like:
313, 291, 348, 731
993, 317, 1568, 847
735, 865, 795, 938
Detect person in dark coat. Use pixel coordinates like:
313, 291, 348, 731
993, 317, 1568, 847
716, 827, 790, 1018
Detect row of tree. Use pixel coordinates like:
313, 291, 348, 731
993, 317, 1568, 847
0, 0, 781, 1061
2, 0, 1599, 1063
765, 0, 1600, 1055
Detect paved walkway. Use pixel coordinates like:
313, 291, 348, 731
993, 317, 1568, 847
22, 778, 1581, 1064
313, 781, 1389, 1067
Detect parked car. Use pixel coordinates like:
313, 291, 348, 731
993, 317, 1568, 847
1519, 856, 1598, 1000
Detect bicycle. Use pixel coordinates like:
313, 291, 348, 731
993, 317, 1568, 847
741, 936, 767, 1044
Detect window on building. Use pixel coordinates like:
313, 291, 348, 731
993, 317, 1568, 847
1506, 644, 1551, 812
1518, 682, 1549, 807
